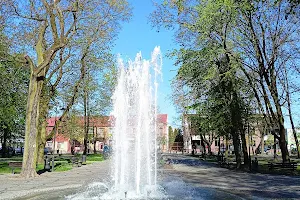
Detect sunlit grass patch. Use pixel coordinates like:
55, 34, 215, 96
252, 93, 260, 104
86, 154, 104, 162
54, 162, 73, 172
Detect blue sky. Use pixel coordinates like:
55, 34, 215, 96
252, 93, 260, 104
111, 0, 300, 129
112, 0, 180, 127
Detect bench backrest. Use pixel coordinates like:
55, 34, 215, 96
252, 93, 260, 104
8, 162, 23, 167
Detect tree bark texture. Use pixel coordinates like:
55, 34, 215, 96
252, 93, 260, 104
37, 87, 51, 164
232, 131, 242, 169
21, 73, 43, 178
240, 130, 249, 166
286, 82, 300, 158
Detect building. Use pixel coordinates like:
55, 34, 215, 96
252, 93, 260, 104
46, 116, 114, 154
46, 114, 168, 154
157, 114, 168, 152
182, 114, 269, 155
286, 128, 300, 153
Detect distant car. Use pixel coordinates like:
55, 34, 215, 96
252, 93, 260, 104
15, 147, 24, 155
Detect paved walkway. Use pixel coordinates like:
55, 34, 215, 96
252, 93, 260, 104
0, 160, 110, 200
163, 154, 300, 199
1, 155, 300, 199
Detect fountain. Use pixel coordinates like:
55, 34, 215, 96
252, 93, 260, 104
67, 47, 165, 200
107, 46, 163, 199
15, 48, 249, 200
60, 48, 247, 200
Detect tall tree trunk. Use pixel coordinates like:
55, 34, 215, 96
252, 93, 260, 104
83, 84, 89, 155
201, 134, 212, 155
286, 82, 300, 158
267, 69, 289, 162
240, 130, 249, 166
21, 73, 43, 178
260, 125, 265, 155
289, 112, 300, 158
232, 130, 241, 169
246, 12, 289, 163
37, 119, 47, 164
37, 89, 50, 164
207, 144, 212, 155
200, 134, 206, 156
278, 124, 289, 162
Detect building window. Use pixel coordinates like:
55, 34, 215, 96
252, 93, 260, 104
215, 140, 220, 146
88, 127, 94, 134
57, 142, 63, 149
98, 128, 105, 137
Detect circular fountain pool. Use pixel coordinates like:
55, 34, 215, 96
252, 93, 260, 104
19, 178, 246, 200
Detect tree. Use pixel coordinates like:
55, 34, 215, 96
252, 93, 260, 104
0, 33, 29, 157
151, 0, 299, 163
2, 0, 132, 177
283, 65, 300, 158
168, 126, 177, 150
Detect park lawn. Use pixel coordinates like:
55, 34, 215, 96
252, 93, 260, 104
0, 156, 23, 174
0, 153, 105, 174
0, 162, 20, 174
53, 161, 73, 172
86, 154, 104, 162
256, 161, 300, 176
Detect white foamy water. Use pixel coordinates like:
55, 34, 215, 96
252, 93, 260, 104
110, 46, 162, 196
67, 47, 164, 200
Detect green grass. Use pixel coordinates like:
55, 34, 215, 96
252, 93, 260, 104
0, 153, 105, 174
0, 162, 17, 174
53, 161, 73, 172
86, 154, 104, 162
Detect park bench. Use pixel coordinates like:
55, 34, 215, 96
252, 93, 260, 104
8, 161, 22, 174
267, 162, 297, 171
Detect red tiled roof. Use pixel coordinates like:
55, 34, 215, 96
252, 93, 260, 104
46, 116, 114, 127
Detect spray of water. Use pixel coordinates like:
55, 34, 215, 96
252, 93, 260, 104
66, 47, 164, 200
110, 46, 162, 198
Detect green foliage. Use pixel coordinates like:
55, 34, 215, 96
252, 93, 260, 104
153, 0, 256, 142
0, 34, 29, 140
168, 126, 177, 146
